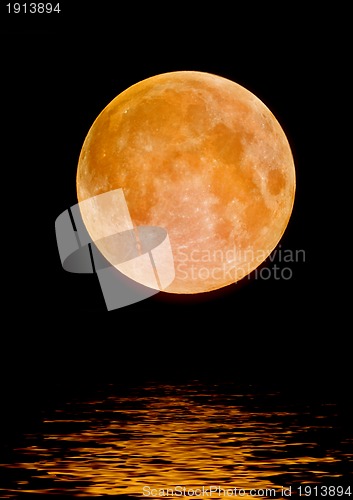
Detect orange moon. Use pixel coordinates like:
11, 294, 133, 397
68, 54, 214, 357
77, 71, 295, 294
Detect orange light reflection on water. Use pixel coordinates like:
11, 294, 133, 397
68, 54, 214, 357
1, 384, 350, 499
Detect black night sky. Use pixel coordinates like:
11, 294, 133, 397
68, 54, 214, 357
1, 2, 349, 381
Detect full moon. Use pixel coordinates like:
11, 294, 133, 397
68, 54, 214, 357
77, 71, 295, 294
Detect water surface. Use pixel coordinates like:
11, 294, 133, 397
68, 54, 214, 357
0, 382, 352, 498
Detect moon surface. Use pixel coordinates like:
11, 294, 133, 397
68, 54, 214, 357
77, 71, 295, 294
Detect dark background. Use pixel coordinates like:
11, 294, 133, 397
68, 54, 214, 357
1, 3, 350, 419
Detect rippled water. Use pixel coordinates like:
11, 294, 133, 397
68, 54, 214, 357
0, 382, 352, 498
